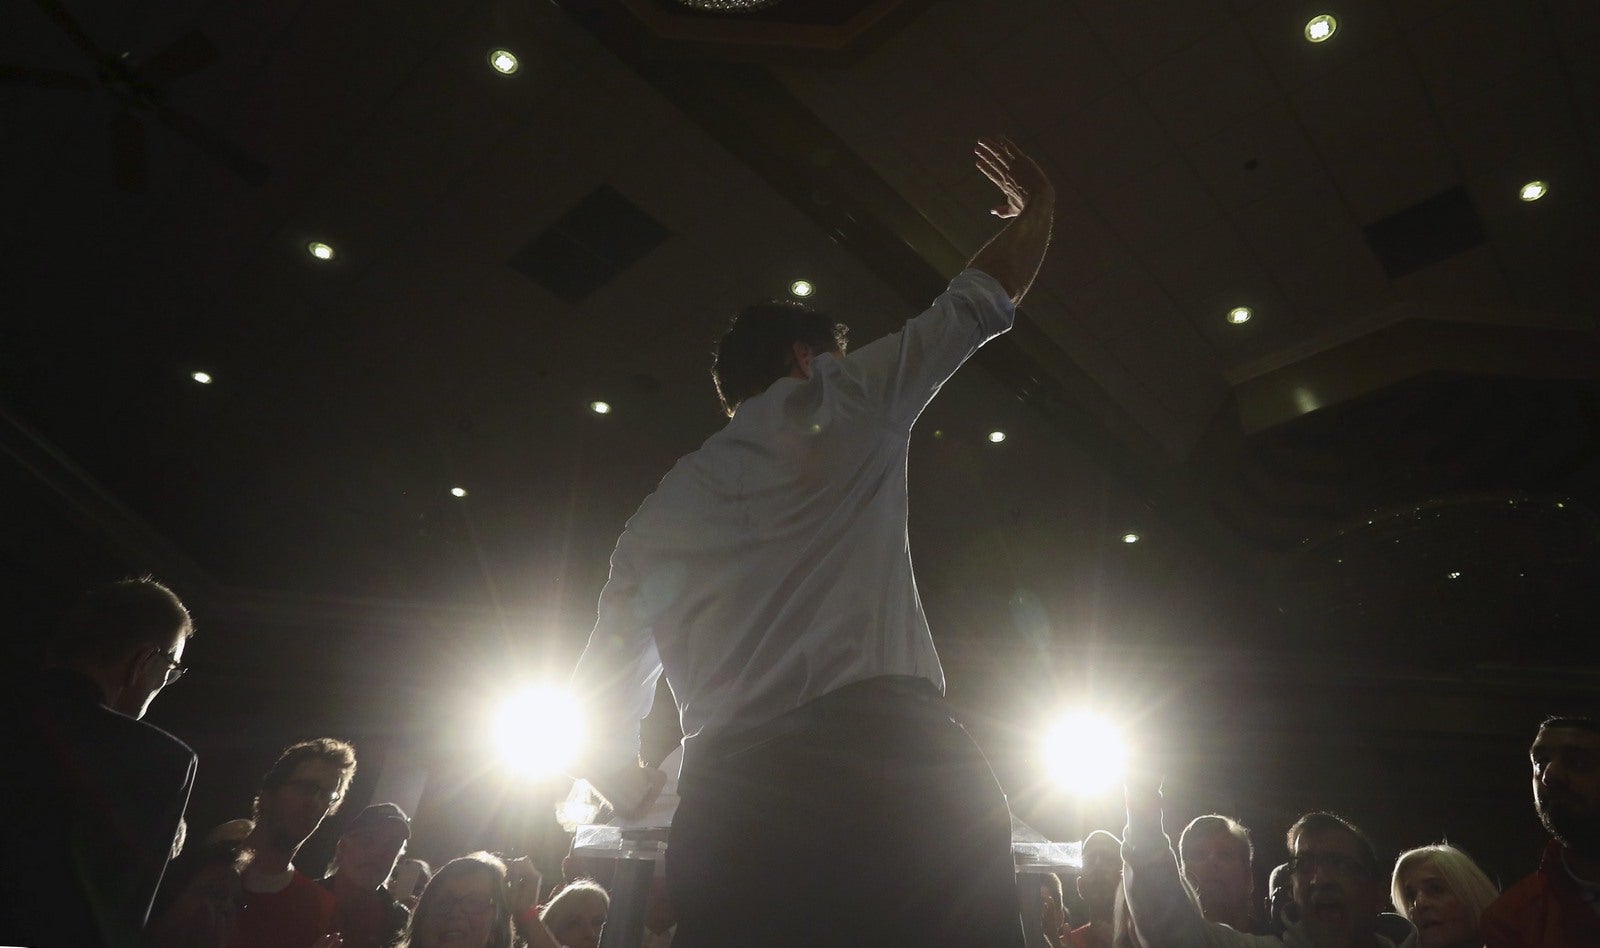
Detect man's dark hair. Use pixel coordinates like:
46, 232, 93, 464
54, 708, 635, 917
51, 576, 194, 666
1539, 715, 1600, 736
253, 737, 359, 819
712, 300, 848, 417
1180, 814, 1254, 868
1285, 812, 1381, 876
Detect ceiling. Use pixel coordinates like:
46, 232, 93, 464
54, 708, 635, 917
2, 0, 1597, 879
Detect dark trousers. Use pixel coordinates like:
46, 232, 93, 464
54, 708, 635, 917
666, 677, 1024, 947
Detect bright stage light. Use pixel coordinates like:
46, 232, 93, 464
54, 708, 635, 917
306, 241, 336, 261
1043, 710, 1127, 796
789, 279, 814, 298
492, 685, 584, 778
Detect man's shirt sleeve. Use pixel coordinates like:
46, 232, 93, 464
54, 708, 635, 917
830, 268, 1014, 429
569, 542, 665, 779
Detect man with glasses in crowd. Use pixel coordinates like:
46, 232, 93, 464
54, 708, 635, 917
233, 737, 359, 948
1121, 778, 1416, 947
0, 576, 199, 948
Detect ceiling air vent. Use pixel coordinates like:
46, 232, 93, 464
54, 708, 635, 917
1362, 185, 1487, 279
509, 185, 671, 303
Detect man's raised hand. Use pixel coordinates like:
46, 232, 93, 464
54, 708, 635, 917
975, 137, 1054, 219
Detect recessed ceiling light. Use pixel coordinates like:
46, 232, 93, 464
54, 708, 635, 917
1227, 306, 1253, 325
589, 400, 612, 415
1305, 14, 1337, 42
1122, 532, 1140, 544
987, 430, 1007, 443
790, 280, 814, 298
488, 49, 520, 75
1519, 180, 1548, 202
1446, 571, 1461, 579
306, 241, 336, 261
191, 371, 213, 385
450, 487, 468, 498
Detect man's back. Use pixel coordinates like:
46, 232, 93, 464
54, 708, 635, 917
0, 668, 196, 948
575, 269, 1014, 760
570, 138, 1052, 947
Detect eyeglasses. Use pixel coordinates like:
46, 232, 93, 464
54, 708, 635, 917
1286, 851, 1373, 879
153, 650, 187, 686
281, 778, 344, 806
438, 895, 497, 917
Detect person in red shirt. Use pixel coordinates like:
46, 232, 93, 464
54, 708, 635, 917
319, 803, 413, 948
1482, 716, 1600, 948
232, 738, 358, 948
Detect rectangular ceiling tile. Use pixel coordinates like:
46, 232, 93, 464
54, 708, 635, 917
1290, 42, 1436, 161
1403, 0, 1552, 108
1184, 101, 1328, 212
1093, 158, 1225, 257
1035, 88, 1175, 199
1135, 27, 1283, 147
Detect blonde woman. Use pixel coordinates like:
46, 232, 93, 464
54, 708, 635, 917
1390, 844, 1499, 948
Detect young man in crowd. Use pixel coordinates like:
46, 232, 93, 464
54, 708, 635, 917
0, 577, 198, 948
1482, 715, 1600, 947
233, 737, 358, 948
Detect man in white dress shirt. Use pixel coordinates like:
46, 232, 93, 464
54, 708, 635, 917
569, 138, 1054, 946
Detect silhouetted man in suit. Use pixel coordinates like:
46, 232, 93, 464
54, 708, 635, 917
0, 577, 198, 947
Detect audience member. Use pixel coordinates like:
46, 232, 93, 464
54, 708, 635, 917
1123, 779, 1418, 947
539, 880, 608, 948
232, 737, 358, 948
320, 803, 413, 948
1020, 870, 1068, 948
147, 822, 252, 948
1389, 843, 1498, 948
399, 852, 515, 948
1266, 861, 1298, 934
1068, 830, 1122, 948
1111, 880, 1146, 948
1482, 715, 1600, 947
0, 577, 198, 948
391, 858, 432, 912
1181, 814, 1265, 934
503, 855, 549, 945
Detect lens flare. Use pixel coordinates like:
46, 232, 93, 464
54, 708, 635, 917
1043, 710, 1128, 796
493, 685, 584, 778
